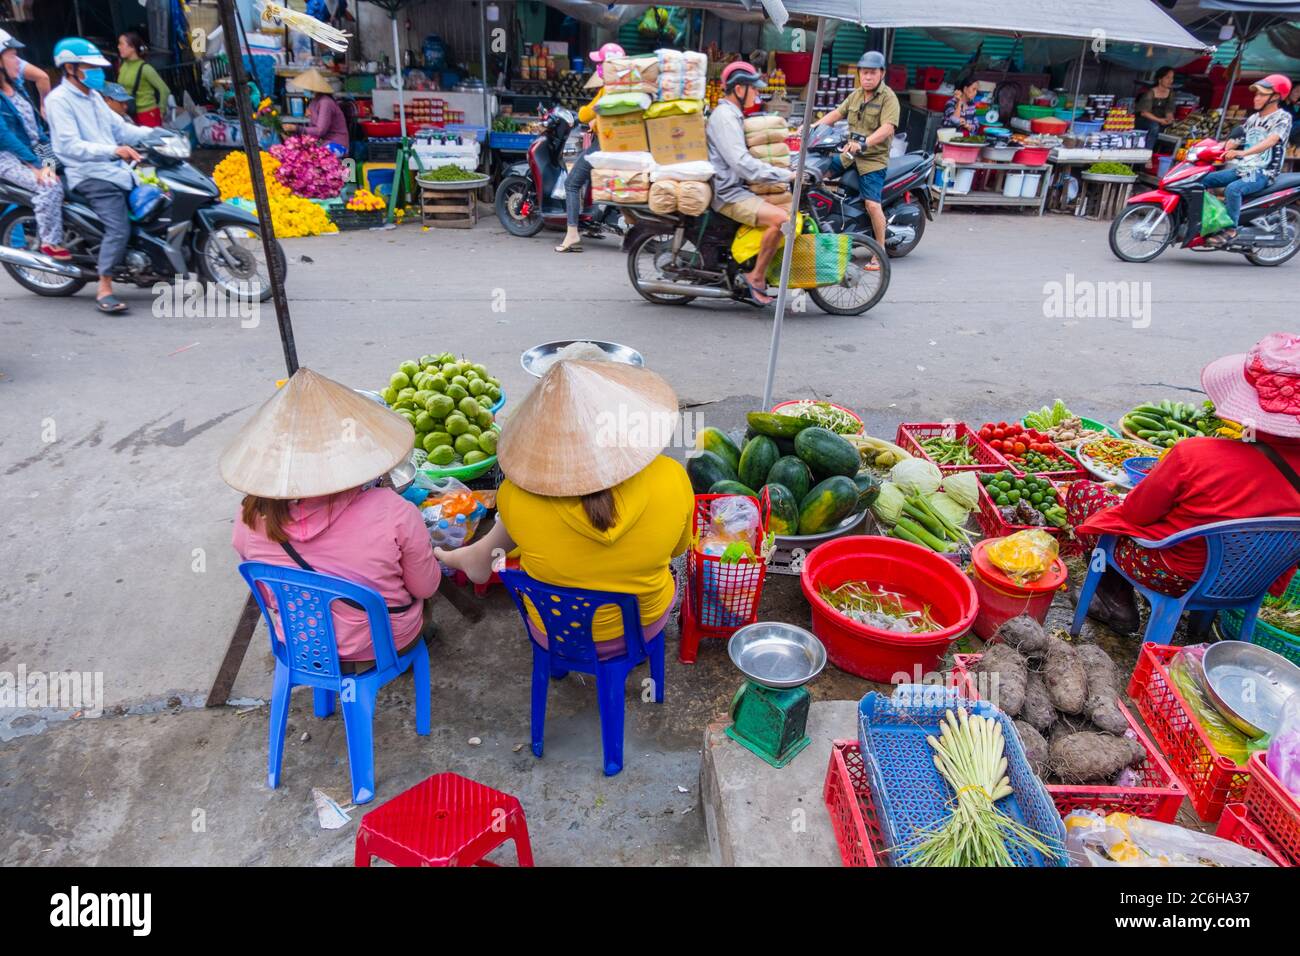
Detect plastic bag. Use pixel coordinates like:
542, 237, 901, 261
1167, 644, 1252, 766
1201, 192, 1234, 236
585, 150, 656, 172
550, 168, 568, 200
696, 495, 761, 557
985, 530, 1060, 585
649, 160, 714, 182
1064, 810, 1275, 867
1267, 692, 1300, 796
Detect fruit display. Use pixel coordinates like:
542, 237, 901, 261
978, 470, 1067, 529
380, 354, 503, 472
1120, 399, 1241, 448
691, 411, 875, 536
977, 421, 1076, 473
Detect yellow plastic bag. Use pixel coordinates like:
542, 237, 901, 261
986, 530, 1059, 586
731, 213, 804, 265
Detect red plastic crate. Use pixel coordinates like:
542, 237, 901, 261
1242, 751, 1300, 866
974, 475, 1069, 542
951, 654, 1186, 822
823, 740, 889, 866
679, 494, 768, 663
1215, 804, 1290, 866
359, 119, 401, 138
1127, 642, 1252, 821
916, 67, 945, 90
895, 422, 1010, 473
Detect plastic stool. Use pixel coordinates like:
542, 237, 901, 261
354, 772, 535, 867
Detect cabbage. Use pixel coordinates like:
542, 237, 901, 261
890, 458, 942, 497
941, 471, 980, 511
927, 491, 970, 530
870, 481, 907, 526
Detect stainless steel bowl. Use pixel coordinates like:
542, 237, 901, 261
728, 622, 826, 690
386, 455, 418, 494
1203, 640, 1300, 739
520, 340, 645, 377
353, 388, 388, 406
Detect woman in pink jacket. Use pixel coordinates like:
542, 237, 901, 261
223, 368, 439, 667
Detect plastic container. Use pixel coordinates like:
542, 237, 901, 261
941, 142, 981, 164
927, 91, 951, 112
1013, 146, 1051, 166
951, 654, 1187, 822
1070, 119, 1103, 136
858, 687, 1068, 866
981, 144, 1019, 162
948, 167, 975, 194
771, 399, 863, 434
894, 422, 1010, 473
1123, 456, 1159, 486
1127, 642, 1253, 821
1215, 803, 1290, 866
1016, 104, 1055, 120
774, 51, 813, 87
800, 537, 978, 682
916, 67, 945, 91
972, 478, 1079, 558
1242, 751, 1300, 866
968, 539, 1068, 640
679, 494, 768, 663
360, 119, 401, 138
1020, 172, 1042, 197
823, 740, 888, 867
417, 425, 501, 482
1002, 171, 1025, 197
1218, 575, 1300, 667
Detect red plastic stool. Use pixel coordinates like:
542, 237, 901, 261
354, 772, 535, 867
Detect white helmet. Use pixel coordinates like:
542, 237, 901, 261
53, 36, 111, 68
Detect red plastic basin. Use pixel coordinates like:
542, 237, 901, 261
941, 142, 981, 165
774, 52, 814, 88
926, 91, 950, 112
1013, 146, 1050, 166
1031, 117, 1068, 135
800, 535, 978, 682
969, 538, 1067, 640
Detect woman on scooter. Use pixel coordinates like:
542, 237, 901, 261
555, 42, 623, 254
0, 33, 68, 260
1202, 74, 1293, 248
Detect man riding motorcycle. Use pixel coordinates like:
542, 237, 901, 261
813, 51, 899, 253
44, 36, 153, 313
706, 61, 794, 304
1201, 73, 1293, 248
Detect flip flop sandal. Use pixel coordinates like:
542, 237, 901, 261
1204, 233, 1232, 248
554, 243, 584, 253
96, 295, 128, 314
742, 277, 773, 305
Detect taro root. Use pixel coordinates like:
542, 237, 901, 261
1021, 670, 1057, 734
1076, 643, 1129, 736
1043, 637, 1087, 715
973, 643, 1027, 716
994, 615, 1052, 655
1014, 720, 1049, 780
1049, 732, 1146, 784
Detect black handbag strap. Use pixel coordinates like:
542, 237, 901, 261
128, 61, 146, 116
278, 541, 413, 614
1251, 440, 1300, 495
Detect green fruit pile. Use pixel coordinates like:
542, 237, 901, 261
381, 353, 502, 469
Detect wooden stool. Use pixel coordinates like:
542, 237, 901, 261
420, 187, 478, 228
354, 772, 535, 867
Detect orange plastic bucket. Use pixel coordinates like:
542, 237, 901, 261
969, 538, 1068, 640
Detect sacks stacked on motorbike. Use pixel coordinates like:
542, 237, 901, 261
655, 50, 707, 101
743, 114, 793, 207
589, 151, 654, 205
648, 161, 713, 216
595, 50, 709, 168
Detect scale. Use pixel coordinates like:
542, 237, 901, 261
724, 622, 826, 768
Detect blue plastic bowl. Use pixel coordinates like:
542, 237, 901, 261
1123, 456, 1159, 486
489, 389, 505, 415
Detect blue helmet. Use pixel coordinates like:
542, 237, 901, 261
856, 51, 887, 70
129, 184, 168, 223
53, 37, 110, 68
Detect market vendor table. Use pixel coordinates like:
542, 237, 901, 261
1046, 149, 1150, 217
932, 161, 1050, 216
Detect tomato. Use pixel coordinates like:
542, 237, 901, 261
992, 428, 1005, 440
1014, 441, 1027, 455
979, 426, 992, 440
1002, 440, 1016, 454
998, 421, 1008, 429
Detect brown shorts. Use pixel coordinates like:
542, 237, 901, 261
717, 194, 780, 227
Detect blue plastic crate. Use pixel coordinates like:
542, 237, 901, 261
444, 123, 488, 143
489, 131, 541, 151
858, 686, 1068, 867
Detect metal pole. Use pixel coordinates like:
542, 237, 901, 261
761, 17, 825, 412
392, 15, 407, 133
480, 2, 490, 128
1213, 15, 1249, 140
1068, 38, 1086, 135
216, 0, 298, 376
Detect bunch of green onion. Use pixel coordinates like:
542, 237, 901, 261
903, 708, 1058, 867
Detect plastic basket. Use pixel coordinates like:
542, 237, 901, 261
895, 422, 1009, 474
488, 131, 541, 151
857, 686, 1069, 866
823, 740, 889, 866
973, 476, 1070, 546
1215, 804, 1290, 866
331, 208, 386, 231
680, 494, 768, 657
1218, 576, 1300, 667
1241, 751, 1300, 866
1127, 642, 1252, 821
1018, 416, 1120, 461
951, 654, 1186, 822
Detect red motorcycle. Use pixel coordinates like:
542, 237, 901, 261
1109, 135, 1300, 266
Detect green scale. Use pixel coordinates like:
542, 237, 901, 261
724, 623, 826, 768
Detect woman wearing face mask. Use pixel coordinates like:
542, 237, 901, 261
0, 32, 68, 260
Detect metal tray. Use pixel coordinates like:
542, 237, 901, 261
520, 340, 645, 377
1203, 640, 1300, 739
728, 622, 826, 689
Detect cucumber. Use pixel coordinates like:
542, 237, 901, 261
1126, 414, 1166, 431
746, 411, 812, 439
709, 479, 758, 497
761, 483, 799, 535
687, 450, 738, 494
797, 475, 859, 535
695, 426, 741, 474
793, 426, 859, 481
739, 435, 780, 491
767, 455, 813, 502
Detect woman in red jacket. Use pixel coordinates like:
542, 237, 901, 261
1071, 332, 1300, 631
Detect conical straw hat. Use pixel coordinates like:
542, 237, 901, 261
219, 368, 414, 499
289, 68, 335, 94
498, 360, 679, 497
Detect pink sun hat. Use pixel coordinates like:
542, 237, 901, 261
1201, 332, 1300, 438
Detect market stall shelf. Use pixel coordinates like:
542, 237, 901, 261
932, 160, 1051, 216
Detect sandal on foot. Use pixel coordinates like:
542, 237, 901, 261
96, 295, 128, 314
554, 242, 584, 253
742, 276, 773, 305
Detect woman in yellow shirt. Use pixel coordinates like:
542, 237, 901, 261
436, 359, 693, 656
555, 42, 623, 254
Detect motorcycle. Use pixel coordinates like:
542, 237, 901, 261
801, 122, 934, 258
494, 106, 626, 240
623, 170, 890, 315
1109, 132, 1300, 266
0, 130, 284, 299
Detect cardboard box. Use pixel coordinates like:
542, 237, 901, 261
645, 110, 708, 164
597, 112, 649, 153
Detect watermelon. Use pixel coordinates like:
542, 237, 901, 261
762, 483, 799, 535
710, 479, 758, 497
687, 450, 738, 494
695, 426, 741, 475
798, 476, 859, 535
766, 455, 813, 502
853, 471, 882, 510
738, 435, 780, 491
746, 411, 812, 439
794, 426, 860, 481
744, 426, 797, 457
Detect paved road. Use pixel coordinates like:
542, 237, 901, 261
0, 210, 1291, 717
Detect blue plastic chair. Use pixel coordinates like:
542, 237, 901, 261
498, 569, 664, 776
1070, 517, 1300, 646
238, 562, 431, 804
